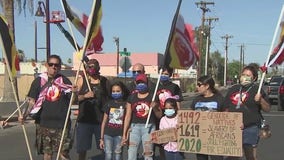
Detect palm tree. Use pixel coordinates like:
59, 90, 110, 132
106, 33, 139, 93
0, 0, 34, 102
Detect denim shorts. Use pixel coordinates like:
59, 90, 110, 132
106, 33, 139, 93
76, 123, 101, 152
243, 125, 260, 147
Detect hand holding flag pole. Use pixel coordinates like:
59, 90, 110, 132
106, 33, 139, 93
56, 1, 102, 159
258, 4, 284, 94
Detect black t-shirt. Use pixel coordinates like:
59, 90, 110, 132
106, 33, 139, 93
102, 99, 126, 137
127, 92, 157, 124
77, 76, 108, 124
28, 74, 72, 129
190, 93, 224, 111
223, 83, 268, 127
157, 81, 183, 110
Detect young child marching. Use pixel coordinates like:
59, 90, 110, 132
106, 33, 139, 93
159, 98, 183, 160
99, 81, 129, 160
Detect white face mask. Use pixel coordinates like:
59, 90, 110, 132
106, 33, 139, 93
240, 75, 252, 85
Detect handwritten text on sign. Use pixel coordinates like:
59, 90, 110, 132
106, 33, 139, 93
177, 110, 243, 157
151, 128, 177, 144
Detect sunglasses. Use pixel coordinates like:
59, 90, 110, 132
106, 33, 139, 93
197, 82, 204, 87
48, 63, 61, 68
132, 70, 142, 74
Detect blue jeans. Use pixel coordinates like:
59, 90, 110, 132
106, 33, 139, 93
104, 135, 122, 160
76, 123, 101, 153
164, 151, 183, 160
128, 123, 155, 160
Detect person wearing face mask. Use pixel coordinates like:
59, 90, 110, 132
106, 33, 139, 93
223, 65, 270, 160
127, 63, 155, 94
190, 75, 224, 160
121, 74, 162, 160
99, 81, 129, 160
157, 66, 183, 110
75, 58, 110, 160
159, 98, 183, 160
155, 66, 183, 159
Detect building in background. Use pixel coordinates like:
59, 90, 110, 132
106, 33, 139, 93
72, 52, 197, 78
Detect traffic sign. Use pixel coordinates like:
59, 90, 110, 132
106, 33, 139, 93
119, 51, 131, 56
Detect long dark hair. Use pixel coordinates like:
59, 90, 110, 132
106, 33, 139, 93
242, 64, 258, 82
198, 75, 218, 94
109, 81, 129, 100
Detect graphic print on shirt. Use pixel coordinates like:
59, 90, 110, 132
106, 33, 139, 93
108, 107, 124, 128
157, 89, 179, 109
133, 102, 150, 118
230, 91, 249, 106
194, 101, 218, 111
157, 89, 173, 109
45, 84, 61, 101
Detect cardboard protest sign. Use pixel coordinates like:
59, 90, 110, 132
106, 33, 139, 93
151, 127, 177, 144
177, 110, 243, 157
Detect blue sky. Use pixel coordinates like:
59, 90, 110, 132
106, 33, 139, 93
6, 0, 284, 65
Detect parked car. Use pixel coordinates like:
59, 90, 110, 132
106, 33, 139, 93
267, 76, 284, 111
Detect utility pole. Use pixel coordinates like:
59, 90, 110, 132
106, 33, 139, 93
204, 17, 219, 75
242, 44, 245, 69
238, 44, 245, 74
221, 34, 233, 87
195, 1, 214, 78
113, 37, 120, 76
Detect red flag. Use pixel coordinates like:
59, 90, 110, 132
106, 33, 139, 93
268, 21, 284, 67
185, 24, 199, 61
165, 14, 198, 69
266, 5, 284, 67
61, 0, 103, 53
0, 15, 20, 77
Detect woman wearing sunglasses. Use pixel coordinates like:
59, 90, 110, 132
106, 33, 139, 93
190, 75, 224, 160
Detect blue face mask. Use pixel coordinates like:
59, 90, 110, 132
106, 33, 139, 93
111, 92, 123, 99
164, 109, 176, 117
160, 75, 170, 82
136, 83, 148, 93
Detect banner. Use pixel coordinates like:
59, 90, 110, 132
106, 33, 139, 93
0, 15, 20, 77
177, 110, 243, 157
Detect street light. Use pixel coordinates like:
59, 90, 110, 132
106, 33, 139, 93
35, 0, 50, 60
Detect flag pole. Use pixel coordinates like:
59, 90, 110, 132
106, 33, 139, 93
56, 1, 99, 159
60, 0, 91, 90
145, 0, 183, 128
164, 0, 183, 67
145, 69, 162, 128
0, 31, 33, 159
1, 99, 28, 127
258, 4, 284, 94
